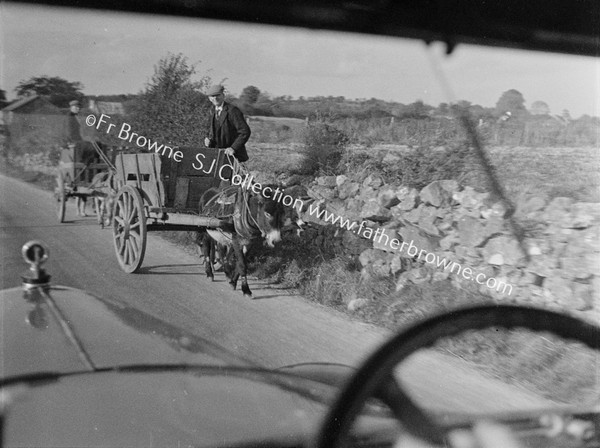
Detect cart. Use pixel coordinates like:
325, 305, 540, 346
54, 141, 117, 222
111, 147, 233, 273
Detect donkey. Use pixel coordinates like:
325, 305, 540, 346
89, 171, 118, 228
198, 185, 286, 297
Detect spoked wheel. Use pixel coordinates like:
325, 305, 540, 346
112, 185, 147, 273
55, 171, 66, 223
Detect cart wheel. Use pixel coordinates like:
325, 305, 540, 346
112, 185, 147, 273
55, 171, 66, 223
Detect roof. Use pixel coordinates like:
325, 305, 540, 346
2, 94, 43, 112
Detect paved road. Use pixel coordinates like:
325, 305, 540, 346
0, 173, 550, 413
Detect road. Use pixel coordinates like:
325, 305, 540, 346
0, 173, 551, 413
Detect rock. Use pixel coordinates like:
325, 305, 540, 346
342, 229, 371, 255
515, 195, 547, 217
347, 298, 369, 312
455, 245, 480, 264
542, 197, 574, 224
543, 276, 583, 309
440, 231, 460, 251
561, 252, 600, 279
335, 175, 348, 187
452, 186, 489, 209
358, 185, 378, 202
401, 205, 440, 236
360, 200, 392, 221
390, 254, 405, 274
396, 223, 439, 255
457, 216, 487, 247
420, 181, 454, 207
526, 256, 558, 278
417, 205, 441, 236
439, 180, 460, 194
358, 248, 384, 267
344, 198, 364, 221
528, 245, 542, 256
382, 152, 403, 165
394, 187, 419, 211
480, 201, 509, 219
402, 206, 421, 224
373, 228, 401, 253
482, 236, 526, 266
396, 268, 431, 290
432, 270, 451, 282
371, 258, 392, 277
568, 203, 600, 229
301, 201, 326, 225
571, 282, 594, 311
560, 232, 600, 278
338, 181, 360, 200
453, 206, 482, 220
317, 176, 337, 187
488, 253, 504, 265
308, 185, 336, 201
378, 187, 401, 208
362, 174, 384, 189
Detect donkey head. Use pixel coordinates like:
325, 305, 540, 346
252, 187, 286, 247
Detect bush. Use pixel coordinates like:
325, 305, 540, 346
296, 119, 349, 176
9, 128, 63, 168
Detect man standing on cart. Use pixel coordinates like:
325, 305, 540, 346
203, 84, 251, 186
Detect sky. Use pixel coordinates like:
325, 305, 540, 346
1, 2, 598, 118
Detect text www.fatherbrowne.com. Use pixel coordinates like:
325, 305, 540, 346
307, 202, 514, 296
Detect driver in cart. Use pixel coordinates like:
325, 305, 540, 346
61, 99, 98, 216
203, 84, 251, 187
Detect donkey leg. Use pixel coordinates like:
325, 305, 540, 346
202, 234, 215, 281
199, 232, 214, 280
237, 242, 252, 297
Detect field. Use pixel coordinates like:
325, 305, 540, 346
490, 146, 600, 203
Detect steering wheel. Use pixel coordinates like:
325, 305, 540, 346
314, 304, 600, 447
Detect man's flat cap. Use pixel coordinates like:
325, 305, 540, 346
207, 85, 225, 96
69, 100, 81, 106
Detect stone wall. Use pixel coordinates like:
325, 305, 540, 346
290, 172, 600, 319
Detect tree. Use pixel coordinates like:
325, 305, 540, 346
240, 86, 261, 105
495, 89, 526, 116
126, 53, 213, 146
530, 100, 550, 115
561, 109, 572, 121
15, 76, 84, 107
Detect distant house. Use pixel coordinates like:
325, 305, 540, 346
88, 99, 126, 116
1, 95, 64, 146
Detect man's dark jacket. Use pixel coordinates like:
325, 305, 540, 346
64, 111, 83, 145
207, 102, 251, 162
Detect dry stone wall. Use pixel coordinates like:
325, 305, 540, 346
293, 173, 600, 319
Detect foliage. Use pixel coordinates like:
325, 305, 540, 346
530, 100, 550, 115
240, 86, 261, 105
15, 76, 85, 108
8, 127, 63, 163
296, 116, 349, 176
127, 53, 213, 146
340, 142, 479, 190
495, 89, 527, 117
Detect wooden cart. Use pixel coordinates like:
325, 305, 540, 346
111, 147, 232, 273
